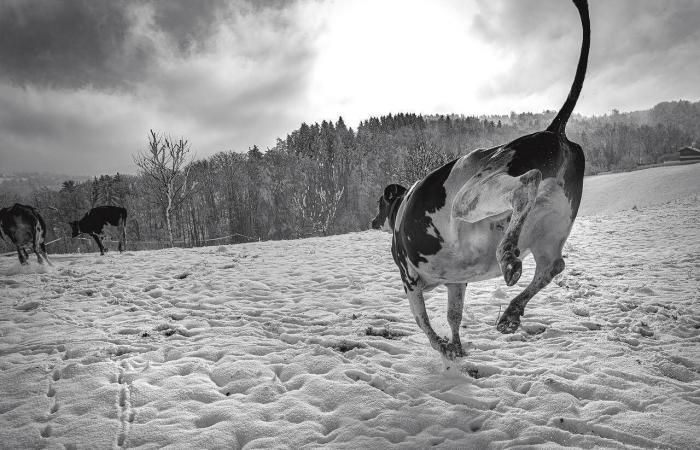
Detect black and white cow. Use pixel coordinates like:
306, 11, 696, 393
70, 206, 127, 255
0, 203, 51, 265
372, 0, 590, 360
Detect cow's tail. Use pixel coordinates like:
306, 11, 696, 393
546, 0, 589, 137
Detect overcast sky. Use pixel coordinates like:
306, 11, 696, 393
1, 0, 699, 176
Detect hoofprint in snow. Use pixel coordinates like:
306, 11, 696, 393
1, 198, 699, 446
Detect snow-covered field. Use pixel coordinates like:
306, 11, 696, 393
577, 163, 700, 216
1, 165, 699, 449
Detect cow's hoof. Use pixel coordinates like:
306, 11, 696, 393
496, 317, 520, 334
449, 342, 466, 359
496, 307, 523, 334
502, 257, 522, 287
435, 337, 464, 360
439, 341, 465, 360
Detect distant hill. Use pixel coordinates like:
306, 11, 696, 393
648, 100, 700, 140
473, 99, 700, 140
0, 172, 90, 197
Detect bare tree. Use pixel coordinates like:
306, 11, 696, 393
293, 158, 344, 236
298, 184, 344, 236
133, 130, 194, 247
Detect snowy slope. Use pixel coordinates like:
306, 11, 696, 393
578, 163, 700, 216
1, 169, 699, 449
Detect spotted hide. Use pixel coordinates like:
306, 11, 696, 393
70, 206, 127, 255
0, 203, 51, 265
371, 0, 590, 360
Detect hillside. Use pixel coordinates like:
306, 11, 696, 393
578, 162, 700, 216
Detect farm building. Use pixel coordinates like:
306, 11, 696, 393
679, 146, 700, 162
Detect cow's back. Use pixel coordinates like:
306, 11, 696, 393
86, 206, 127, 227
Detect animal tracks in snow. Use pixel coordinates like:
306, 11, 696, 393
0, 195, 698, 448
115, 362, 134, 447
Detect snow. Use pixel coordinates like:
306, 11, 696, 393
577, 163, 700, 216
1, 165, 699, 449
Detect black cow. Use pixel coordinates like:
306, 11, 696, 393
372, 0, 589, 360
0, 203, 51, 265
70, 206, 127, 255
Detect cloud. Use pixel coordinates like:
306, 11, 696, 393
0, 0, 277, 89
1, 0, 699, 175
0, 0, 137, 89
0, 84, 156, 175
0, 0, 321, 175
472, 0, 700, 114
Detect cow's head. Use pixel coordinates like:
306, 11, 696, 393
69, 221, 80, 237
371, 184, 407, 232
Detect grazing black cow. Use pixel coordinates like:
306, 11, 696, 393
0, 203, 51, 265
372, 0, 589, 360
70, 206, 127, 255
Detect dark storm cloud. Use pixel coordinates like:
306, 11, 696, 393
0, 0, 137, 89
473, 0, 700, 110
149, 0, 230, 54
0, 0, 300, 90
148, 0, 300, 57
0, 0, 317, 175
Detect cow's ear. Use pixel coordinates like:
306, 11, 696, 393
383, 184, 407, 202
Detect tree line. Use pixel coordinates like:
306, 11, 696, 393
1, 101, 697, 253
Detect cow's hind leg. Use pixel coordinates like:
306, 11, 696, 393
118, 220, 126, 252
32, 224, 45, 264
39, 241, 51, 265
445, 283, 466, 359
497, 169, 541, 286
32, 243, 44, 264
37, 236, 51, 265
496, 236, 566, 334
407, 285, 452, 357
16, 246, 28, 265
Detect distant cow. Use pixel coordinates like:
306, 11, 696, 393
0, 203, 51, 265
70, 206, 127, 255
